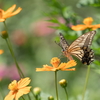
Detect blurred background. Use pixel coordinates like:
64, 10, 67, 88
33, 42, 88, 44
0, 0, 100, 100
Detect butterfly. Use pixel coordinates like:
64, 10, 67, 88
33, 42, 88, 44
57, 30, 96, 65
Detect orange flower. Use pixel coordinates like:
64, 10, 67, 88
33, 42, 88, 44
36, 57, 77, 71
0, 4, 22, 22
71, 17, 100, 31
0, 49, 4, 54
4, 77, 31, 100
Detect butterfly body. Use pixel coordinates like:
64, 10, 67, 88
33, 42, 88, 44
58, 31, 96, 65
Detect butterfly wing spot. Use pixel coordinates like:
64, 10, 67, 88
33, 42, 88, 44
81, 46, 94, 65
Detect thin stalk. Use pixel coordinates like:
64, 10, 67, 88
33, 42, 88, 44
82, 65, 91, 100
3, 21, 24, 78
21, 96, 26, 100
64, 88, 68, 100
3, 21, 31, 100
5, 38, 24, 78
0, 86, 4, 100
55, 71, 58, 100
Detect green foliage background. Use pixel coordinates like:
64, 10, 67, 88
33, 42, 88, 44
0, 0, 100, 100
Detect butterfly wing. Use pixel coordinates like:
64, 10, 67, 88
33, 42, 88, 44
58, 31, 96, 65
68, 30, 96, 59
68, 31, 96, 50
59, 33, 69, 51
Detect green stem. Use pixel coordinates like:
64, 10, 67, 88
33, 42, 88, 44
3, 22, 32, 100
21, 96, 26, 100
3, 21, 24, 78
55, 71, 58, 100
64, 88, 68, 100
82, 65, 91, 100
0, 86, 4, 100
5, 38, 24, 78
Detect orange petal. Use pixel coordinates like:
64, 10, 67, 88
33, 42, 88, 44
83, 17, 93, 25
92, 24, 100, 30
71, 25, 87, 31
61, 68, 75, 71
4, 91, 15, 100
59, 60, 76, 70
0, 50, 4, 54
15, 87, 31, 100
4, 4, 16, 15
0, 18, 5, 22
18, 77, 31, 88
65, 60, 77, 68
6, 7, 22, 18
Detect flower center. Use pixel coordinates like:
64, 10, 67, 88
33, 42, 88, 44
50, 57, 60, 68
8, 80, 18, 91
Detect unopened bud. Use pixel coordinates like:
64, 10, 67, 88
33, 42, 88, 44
33, 87, 41, 95
1, 31, 8, 39
48, 96, 54, 100
59, 79, 67, 88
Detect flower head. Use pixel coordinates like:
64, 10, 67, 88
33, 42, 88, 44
36, 57, 77, 72
0, 4, 22, 22
0, 49, 4, 54
4, 77, 31, 100
71, 17, 100, 31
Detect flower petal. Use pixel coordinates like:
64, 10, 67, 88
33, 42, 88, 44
71, 25, 87, 31
18, 77, 31, 89
36, 65, 53, 71
0, 18, 5, 22
4, 4, 16, 15
4, 91, 15, 100
92, 24, 100, 30
15, 87, 31, 100
0, 49, 4, 54
59, 60, 76, 70
83, 17, 93, 25
6, 7, 22, 18
61, 68, 75, 71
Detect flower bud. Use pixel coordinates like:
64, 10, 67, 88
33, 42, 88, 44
1, 31, 8, 39
33, 87, 41, 96
48, 96, 54, 100
59, 79, 67, 88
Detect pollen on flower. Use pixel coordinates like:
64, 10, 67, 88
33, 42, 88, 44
83, 17, 93, 25
50, 57, 60, 68
8, 80, 18, 91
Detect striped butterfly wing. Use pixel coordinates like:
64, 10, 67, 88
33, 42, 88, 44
59, 33, 69, 51
59, 30, 96, 65
68, 31, 96, 60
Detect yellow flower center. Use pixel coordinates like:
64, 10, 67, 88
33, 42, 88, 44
83, 17, 93, 25
50, 57, 60, 68
8, 80, 18, 91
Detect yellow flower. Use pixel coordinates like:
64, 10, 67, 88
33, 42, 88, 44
4, 77, 31, 100
0, 4, 22, 22
71, 17, 100, 31
36, 57, 77, 71
0, 49, 4, 54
